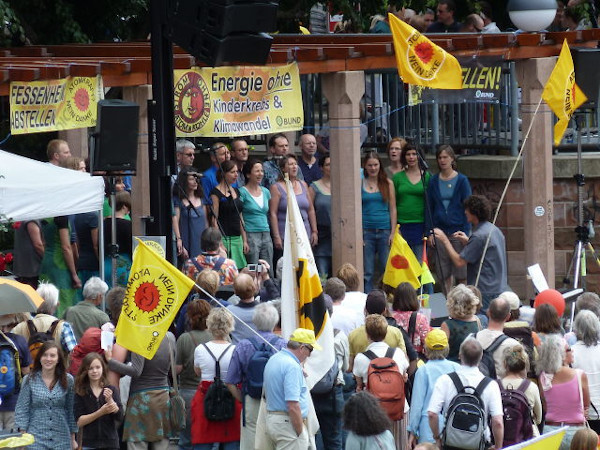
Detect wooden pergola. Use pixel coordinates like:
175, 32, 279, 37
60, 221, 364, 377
0, 30, 598, 95
3, 29, 599, 291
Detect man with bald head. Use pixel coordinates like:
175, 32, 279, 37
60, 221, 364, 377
473, 295, 518, 379
297, 133, 322, 184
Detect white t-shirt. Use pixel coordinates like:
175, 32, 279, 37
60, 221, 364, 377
353, 341, 410, 413
341, 291, 367, 315
332, 303, 364, 336
572, 341, 600, 420
194, 341, 235, 381
353, 341, 409, 383
428, 365, 503, 441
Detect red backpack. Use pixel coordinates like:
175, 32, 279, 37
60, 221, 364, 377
363, 346, 405, 420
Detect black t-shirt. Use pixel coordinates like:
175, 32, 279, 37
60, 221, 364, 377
211, 187, 242, 237
103, 217, 132, 256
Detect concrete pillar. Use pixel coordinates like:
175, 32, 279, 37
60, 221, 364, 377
322, 71, 365, 285
123, 85, 152, 237
516, 57, 556, 294
58, 128, 88, 158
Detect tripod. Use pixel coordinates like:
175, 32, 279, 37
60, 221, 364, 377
563, 113, 600, 328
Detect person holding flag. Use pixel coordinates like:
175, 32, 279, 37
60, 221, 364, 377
105, 239, 196, 450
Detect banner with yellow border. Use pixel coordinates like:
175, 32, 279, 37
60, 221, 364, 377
173, 63, 303, 137
10, 76, 103, 135
115, 239, 195, 359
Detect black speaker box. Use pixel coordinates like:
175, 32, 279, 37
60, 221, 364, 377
167, 0, 277, 66
92, 99, 140, 174
572, 48, 600, 106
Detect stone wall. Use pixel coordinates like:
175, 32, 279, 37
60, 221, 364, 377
453, 154, 600, 300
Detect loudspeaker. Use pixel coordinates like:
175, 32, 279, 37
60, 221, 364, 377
167, 0, 278, 66
572, 48, 600, 106
91, 99, 139, 174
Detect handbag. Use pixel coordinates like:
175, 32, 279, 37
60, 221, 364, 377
168, 337, 187, 432
576, 368, 591, 428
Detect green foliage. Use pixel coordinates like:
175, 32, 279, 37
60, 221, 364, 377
0, 0, 149, 46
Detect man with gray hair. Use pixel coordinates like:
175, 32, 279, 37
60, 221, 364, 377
428, 337, 504, 449
225, 303, 287, 450
63, 277, 110, 340
176, 139, 196, 173
11, 281, 78, 354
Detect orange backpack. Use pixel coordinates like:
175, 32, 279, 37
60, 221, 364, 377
363, 346, 405, 420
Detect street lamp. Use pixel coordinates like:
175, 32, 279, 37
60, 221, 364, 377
507, 0, 558, 32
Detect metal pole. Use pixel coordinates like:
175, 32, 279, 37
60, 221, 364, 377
510, 61, 519, 156
147, 0, 176, 261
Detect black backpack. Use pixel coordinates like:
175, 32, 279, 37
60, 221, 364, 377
442, 372, 491, 450
503, 325, 537, 379
203, 343, 235, 421
471, 333, 508, 379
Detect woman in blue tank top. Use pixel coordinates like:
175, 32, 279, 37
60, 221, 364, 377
361, 152, 396, 292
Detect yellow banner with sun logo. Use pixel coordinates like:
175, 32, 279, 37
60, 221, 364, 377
173, 63, 303, 137
115, 239, 195, 359
542, 39, 587, 146
383, 225, 423, 289
389, 13, 462, 90
9, 76, 103, 135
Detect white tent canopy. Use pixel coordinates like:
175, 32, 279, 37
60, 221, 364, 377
0, 149, 105, 222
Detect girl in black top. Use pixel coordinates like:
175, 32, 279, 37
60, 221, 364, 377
210, 159, 247, 269
74, 352, 123, 450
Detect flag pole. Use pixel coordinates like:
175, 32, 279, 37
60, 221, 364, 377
475, 96, 544, 287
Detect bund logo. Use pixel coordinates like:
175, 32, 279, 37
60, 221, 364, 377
174, 71, 211, 134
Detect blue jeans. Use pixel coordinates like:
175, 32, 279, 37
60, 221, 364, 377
314, 385, 344, 450
193, 443, 238, 450
315, 256, 332, 279
179, 388, 197, 450
363, 228, 390, 293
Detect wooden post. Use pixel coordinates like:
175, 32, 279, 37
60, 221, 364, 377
322, 71, 365, 286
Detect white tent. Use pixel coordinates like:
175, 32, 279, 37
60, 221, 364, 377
0, 149, 105, 222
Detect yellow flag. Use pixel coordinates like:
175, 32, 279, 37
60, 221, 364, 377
389, 13, 462, 89
502, 426, 565, 449
115, 239, 195, 359
420, 240, 435, 285
542, 39, 587, 146
383, 225, 423, 289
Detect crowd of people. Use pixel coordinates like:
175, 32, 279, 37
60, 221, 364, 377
310, 0, 596, 36
4, 127, 600, 450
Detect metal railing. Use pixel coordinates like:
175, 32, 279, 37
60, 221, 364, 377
246, 64, 600, 155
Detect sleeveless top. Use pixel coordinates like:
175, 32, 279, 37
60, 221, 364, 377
361, 183, 391, 229
544, 369, 586, 423
444, 318, 480, 362
211, 187, 242, 237
276, 182, 311, 241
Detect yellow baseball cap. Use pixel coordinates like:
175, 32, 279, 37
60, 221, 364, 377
425, 329, 448, 350
289, 328, 322, 351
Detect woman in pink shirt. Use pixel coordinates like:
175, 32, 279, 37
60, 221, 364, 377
537, 335, 590, 450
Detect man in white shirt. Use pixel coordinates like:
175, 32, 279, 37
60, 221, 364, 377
474, 296, 519, 379
428, 338, 504, 449
325, 277, 363, 336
